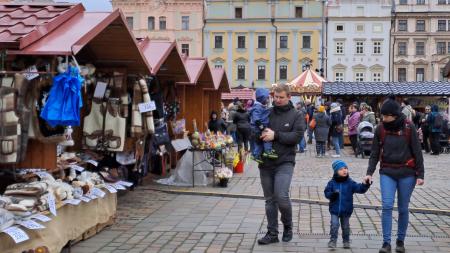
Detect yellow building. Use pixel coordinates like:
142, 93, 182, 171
204, 0, 324, 88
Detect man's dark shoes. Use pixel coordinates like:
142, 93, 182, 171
257, 232, 279, 245
328, 240, 337, 248
343, 241, 351, 249
395, 240, 405, 253
282, 226, 293, 242
379, 242, 392, 253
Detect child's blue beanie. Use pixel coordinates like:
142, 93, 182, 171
332, 160, 347, 173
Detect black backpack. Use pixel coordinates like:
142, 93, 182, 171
433, 113, 443, 129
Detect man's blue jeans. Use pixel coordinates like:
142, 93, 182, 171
298, 134, 306, 152
259, 163, 294, 235
330, 214, 350, 242
380, 174, 416, 244
332, 136, 341, 155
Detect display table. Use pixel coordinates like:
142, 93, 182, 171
189, 148, 224, 187
0, 191, 117, 253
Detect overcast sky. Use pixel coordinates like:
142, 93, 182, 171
56, 0, 112, 11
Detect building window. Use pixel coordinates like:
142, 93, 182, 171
398, 42, 407, 55
437, 42, 446, 55
448, 20, 450, 31
400, 0, 407, 4
372, 72, 382, 82
302, 35, 311, 49
159, 16, 166, 30
295, 7, 303, 18
356, 24, 364, 32
355, 72, 365, 82
237, 65, 245, 80
235, 7, 242, 19
356, 6, 364, 16
335, 41, 344, 54
237, 36, 246, 49
335, 72, 344, 82
258, 66, 266, 80
336, 24, 344, 32
398, 20, 407, 31
181, 16, 189, 30
147, 17, 155, 30
126, 17, 133, 29
280, 36, 288, 49
373, 41, 382, 54
398, 68, 407, 82
440, 68, 446, 81
448, 42, 450, 54
258, 36, 266, 49
416, 0, 425, 4
355, 41, 364, 54
416, 68, 425, 81
373, 23, 383, 33
438, 20, 447, 31
438, 0, 447, 4
181, 44, 189, 56
416, 41, 425, 55
214, 36, 223, 49
215, 65, 222, 69
279, 65, 287, 80
416, 20, 425, 31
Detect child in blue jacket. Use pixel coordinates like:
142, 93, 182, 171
249, 88, 277, 163
324, 160, 371, 249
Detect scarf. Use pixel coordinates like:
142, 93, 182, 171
383, 114, 406, 132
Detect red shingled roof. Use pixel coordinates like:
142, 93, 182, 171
0, 3, 83, 49
221, 88, 255, 100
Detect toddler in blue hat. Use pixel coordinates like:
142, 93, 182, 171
324, 160, 371, 249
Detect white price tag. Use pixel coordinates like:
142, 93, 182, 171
92, 188, 106, 198
31, 214, 51, 222
105, 184, 117, 193
2, 226, 29, 243
113, 183, 126, 190
86, 160, 98, 166
138, 101, 156, 113
93, 81, 108, 99
18, 220, 46, 230
35, 171, 53, 179
87, 193, 98, 200
80, 196, 90, 202
70, 164, 85, 172
117, 181, 133, 187
48, 193, 57, 216
22, 65, 39, 81
63, 199, 81, 205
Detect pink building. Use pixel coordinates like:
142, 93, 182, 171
111, 0, 203, 57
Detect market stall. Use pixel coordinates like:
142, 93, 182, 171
0, 3, 152, 252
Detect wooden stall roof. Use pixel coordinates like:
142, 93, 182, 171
211, 67, 231, 92
138, 38, 189, 82
178, 57, 214, 89
4, 4, 151, 74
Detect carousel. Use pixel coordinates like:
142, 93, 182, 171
287, 69, 327, 104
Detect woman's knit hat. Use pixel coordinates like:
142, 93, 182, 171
380, 98, 401, 116
318, 105, 325, 113
330, 102, 340, 113
332, 160, 348, 173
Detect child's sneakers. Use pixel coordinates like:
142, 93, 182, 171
251, 155, 264, 164
262, 150, 278, 159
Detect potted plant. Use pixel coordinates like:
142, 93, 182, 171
214, 167, 233, 187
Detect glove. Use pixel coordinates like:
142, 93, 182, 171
255, 120, 265, 131
330, 191, 339, 201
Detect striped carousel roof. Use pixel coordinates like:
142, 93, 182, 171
288, 69, 327, 94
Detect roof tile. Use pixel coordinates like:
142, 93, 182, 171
323, 82, 450, 96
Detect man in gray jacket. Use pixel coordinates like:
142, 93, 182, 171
257, 84, 306, 245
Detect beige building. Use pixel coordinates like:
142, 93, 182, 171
111, 0, 203, 57
392, 0, 450, 82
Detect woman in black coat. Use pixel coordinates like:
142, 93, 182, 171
208, 111, 227, 134
233, 103, 251, 152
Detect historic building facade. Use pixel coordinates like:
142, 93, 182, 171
326, 0, 392, 82
392, 0, 450, 81
204, 0, 324, 88
111, 0, 203, 57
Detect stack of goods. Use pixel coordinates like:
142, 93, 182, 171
190, 130, 234, 150
0, 197, 14, 230
2, 182, 50, 217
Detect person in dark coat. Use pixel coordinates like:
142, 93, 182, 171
364, 97, 424, 253
208, 111, 227, 134
313, 105, 331, 157
330, 103, 344, 158
336, 99, 346, 148
325, 160, 370, 249
420, 105, 431, 153
427, 104, 442, 155
233, 102, 251, 152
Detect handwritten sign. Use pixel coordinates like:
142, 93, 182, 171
70, 164, 85, 172
113, 183, 126, 190
35, 171, 53, 180
93, 81, 108, 99
48, 193, 57, 216
31, 214, 51, 223
86, 160, 98, 167
138, 101, 156, 113
63, 199, 81, 206
18, 220, 46, 230
80, 196, 90, 203
105, 184, 117, 193
92, 188, 106, 198
117, 181, 133, 187
2, 226, 29, 243
22, 65, 39, 81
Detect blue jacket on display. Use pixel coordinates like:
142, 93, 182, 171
40, 66, 84, 127
324, 175, 370, 217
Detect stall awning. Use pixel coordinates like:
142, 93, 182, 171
221, 88, 255, 100
323, 81, 450, 96
4, 4, 151, 74
138, 39, 188, 81
211, 68, 230, 92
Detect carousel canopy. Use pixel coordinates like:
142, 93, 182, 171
288, 69, 326, 94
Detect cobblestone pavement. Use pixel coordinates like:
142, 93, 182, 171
71, 148, 450, 252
